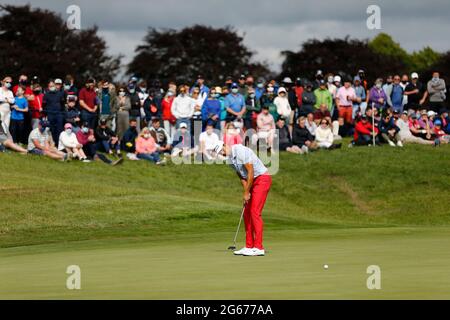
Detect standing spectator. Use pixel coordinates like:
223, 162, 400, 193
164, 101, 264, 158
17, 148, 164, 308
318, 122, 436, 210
378, 113, 403, 147
368, 78, 388, 112
244, 87, 261, 130
335, 77, 356, 125
161, 89, 176, 138
427, 72, 447, 113
29, 83, 44, 129
352, 76, 367, 119
219, 86, 228, 131
98, 80, 118, 130
255, 79, 266, 100
405, 72, 427, 113
65, 96, 81, 132
116, 86, 131, 140
301, 81, 316, 117
274, 87, 292, 133
58, 123, 89, 161
191, 74, 210, 97
127, 82, 142, 131
261, 86, 278, 120
172, 85, 194, 130
252, 105, 275, 150
43, 80, 65, 143
28, 120, 67, 160
385, 75, 405, 113
238, 74, 247, 96
79, 79, 98, 129
63, 75, 78, 100
314, 79, 333, 112
294, 77, 304, 111
9, 86, 28, 144
202, 87, 221, 130
224, 83, 246, 123
95, 118, 121, 156
0, 76, 15, 130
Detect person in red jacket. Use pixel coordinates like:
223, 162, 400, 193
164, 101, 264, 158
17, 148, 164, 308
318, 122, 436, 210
29, 84, 44, 129
352, 115, 380, 146
161, 89, 176, 138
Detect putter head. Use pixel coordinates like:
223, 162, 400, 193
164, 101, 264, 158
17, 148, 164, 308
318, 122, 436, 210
228, 245, 236, 250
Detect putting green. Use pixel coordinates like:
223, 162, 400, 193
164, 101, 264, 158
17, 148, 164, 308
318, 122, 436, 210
1, 227, 450, 299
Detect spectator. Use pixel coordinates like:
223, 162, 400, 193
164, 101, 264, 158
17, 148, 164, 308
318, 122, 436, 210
368, 78, 388, 112
0, 119, 27, 154
396, 111, 434, 145
149, 117, 172, 154
199, 122, 220, 160
172, 122, 195, 158
244, 87, 261, 130
282, 77, 298, 121
122, 118, 139, 158
261, 86, 278, 120
255, 79, 266, 101
385, 75, 405, 113
315, 119, 341, 149
300, 81, 316, 117
427, 72, 447, 113
161, 89, 176, 138
252, 105, 275, 150
335, 77, 356, 125
95, 118, 120, 156
65, 96, 81, 132
305, 112, 317, 137
202, 87, 221, 130
404, 72, 427, 113
224, 83, 246, 123
275, 116, 302, 154
440, 109, 450, 133
127, 83, 142, 131
191, 74, 209, 97
294, 77, 304, 110
238, 74, 247, 96
116, 86, 131, 140
0, 76, 15, 130
58, 123, 89, 161
378, 113, 403, 147
292, 116, 316, 153
98, 80, 118, 130
137, 80, 149, 110
314, 79, 333, 112
352, 115, 380, 146
223, 122, 243, 147
274, 87, 292, 132
417, 110, 435, 140
135, 127, 164, 165
218, 86, 228, 131
27, 120, 67, 161
433, 120, 450, 144
352, 76, 367, 119
78, 79, 98, 129
172, 85, 194, 131
143, 91, 160, 123
9, 86, 28, 144
43, 80, 65, 143
29, 83, 44, 129
63, 74, 78, 100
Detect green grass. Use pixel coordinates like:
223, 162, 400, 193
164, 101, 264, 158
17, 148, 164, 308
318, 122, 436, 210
0, 143, 450, 299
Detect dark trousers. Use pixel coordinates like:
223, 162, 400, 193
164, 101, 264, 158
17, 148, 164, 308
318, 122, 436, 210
81, 110, 98, 129
9, 119, 24, 143
47, 112, 64, 144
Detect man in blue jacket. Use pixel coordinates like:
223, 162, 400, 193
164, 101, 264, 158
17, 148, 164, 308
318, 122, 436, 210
43, 80, 65, 143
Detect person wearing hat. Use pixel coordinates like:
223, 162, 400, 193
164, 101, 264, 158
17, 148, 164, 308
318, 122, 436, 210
27, 119, 67, 160
244, 87, 261, 130
433, 119, 450, 144
78, 78, 99, 130
29, 83, 44, 130
314, 79, 333, 113
313, 70, 324, 89
171, 121, 195, 158
404, 72, 427, 113
127, 82, 142, 131
378, 113, 403, 147
213, 141, 272, 256
439, 109, 450, 134
58, 123, 89, 161
352, 76, 367, 120
238, 74, 247, 95
300, 81, 316, 117
43, 79, 66, 143
335, 77, 356, 125
274, 87, 292, 131
95, 118, 120, 156
191, 74, 209, 97
98, 80, 118, 131
396, 111, 434, 145
0, 119, 27, 154
224, 83, 246, 123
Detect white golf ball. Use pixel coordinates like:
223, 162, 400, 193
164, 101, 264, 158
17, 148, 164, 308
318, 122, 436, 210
324, 264, 329, 269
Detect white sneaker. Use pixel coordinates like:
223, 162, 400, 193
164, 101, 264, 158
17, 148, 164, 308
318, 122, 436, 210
243, 248, 265, 256
233, 247, 253, 256
301, 145, 309, 154
397, 141, 403, 147
388, 141, 396, 147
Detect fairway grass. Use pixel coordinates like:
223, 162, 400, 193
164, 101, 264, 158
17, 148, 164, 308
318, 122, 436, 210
0, 144, 450, 299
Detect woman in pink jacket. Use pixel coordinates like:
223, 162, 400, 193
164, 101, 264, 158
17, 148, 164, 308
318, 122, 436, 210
135, 127, 165, 165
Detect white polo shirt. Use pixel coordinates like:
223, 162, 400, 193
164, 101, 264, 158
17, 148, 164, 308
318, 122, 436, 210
229, 144, 268, 180
199, 131, 219, 151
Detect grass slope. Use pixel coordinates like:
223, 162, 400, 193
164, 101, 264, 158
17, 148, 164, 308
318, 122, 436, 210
0, 144, 449, 299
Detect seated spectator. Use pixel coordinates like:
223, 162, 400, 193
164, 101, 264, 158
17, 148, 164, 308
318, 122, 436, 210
314, 103, 342, 140
95, 118, 120, 156
0, 119, 27, 154
396, 111, 434, 145
58, 123, 89, 161
378, 113, 403, 147
199, 122, 221, 161
149, 117, 172, 154
439, 109, 449, 134
292, 116, 317, 153
223, 121, 243, 147
417, 110, 435, 140
135, 127, 164, 165
352, 115, 380, 146
28, 120, 67, 161
275, 116, 302, 154
252, 105, 275, 150
315, 119, 341, 149
305, 112, 317, 137
122, 118, 139, 158
433, 120, 450, 144
172, 122, 196, 158
65, 96, 81, 132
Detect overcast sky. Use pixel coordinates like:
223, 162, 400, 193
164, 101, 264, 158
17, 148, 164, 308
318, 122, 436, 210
6, 0, 450, 75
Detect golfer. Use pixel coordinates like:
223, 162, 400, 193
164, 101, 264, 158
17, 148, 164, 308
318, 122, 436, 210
214, 142, 272, 256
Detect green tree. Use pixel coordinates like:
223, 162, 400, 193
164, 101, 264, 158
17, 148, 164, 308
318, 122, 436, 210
410, 47, 442, 72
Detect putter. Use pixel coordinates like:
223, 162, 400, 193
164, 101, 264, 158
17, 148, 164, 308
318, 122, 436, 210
228, 204, 246, 250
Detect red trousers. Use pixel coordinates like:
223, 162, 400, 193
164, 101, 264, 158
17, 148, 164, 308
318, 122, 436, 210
338, 105, 353, 124
244, 174, 272, 250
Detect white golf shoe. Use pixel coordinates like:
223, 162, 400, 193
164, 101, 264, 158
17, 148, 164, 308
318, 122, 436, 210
243, 248, 265, 256
388, 141, 396, 147
233, 247, 254, 256
397, 141, 404, 147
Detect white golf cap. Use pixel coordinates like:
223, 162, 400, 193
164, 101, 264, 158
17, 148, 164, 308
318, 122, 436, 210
411, 72, 419, 79
54, 78, 63, 84
179, 122, 188, 129
278, 87, 287, 94
333, 75, 342, 82
213, 141, 224, 154
427, 110, 436, 117
282, 77, 293, 84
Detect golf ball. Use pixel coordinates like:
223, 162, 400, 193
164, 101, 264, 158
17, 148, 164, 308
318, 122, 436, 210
324, 264, 329, 269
